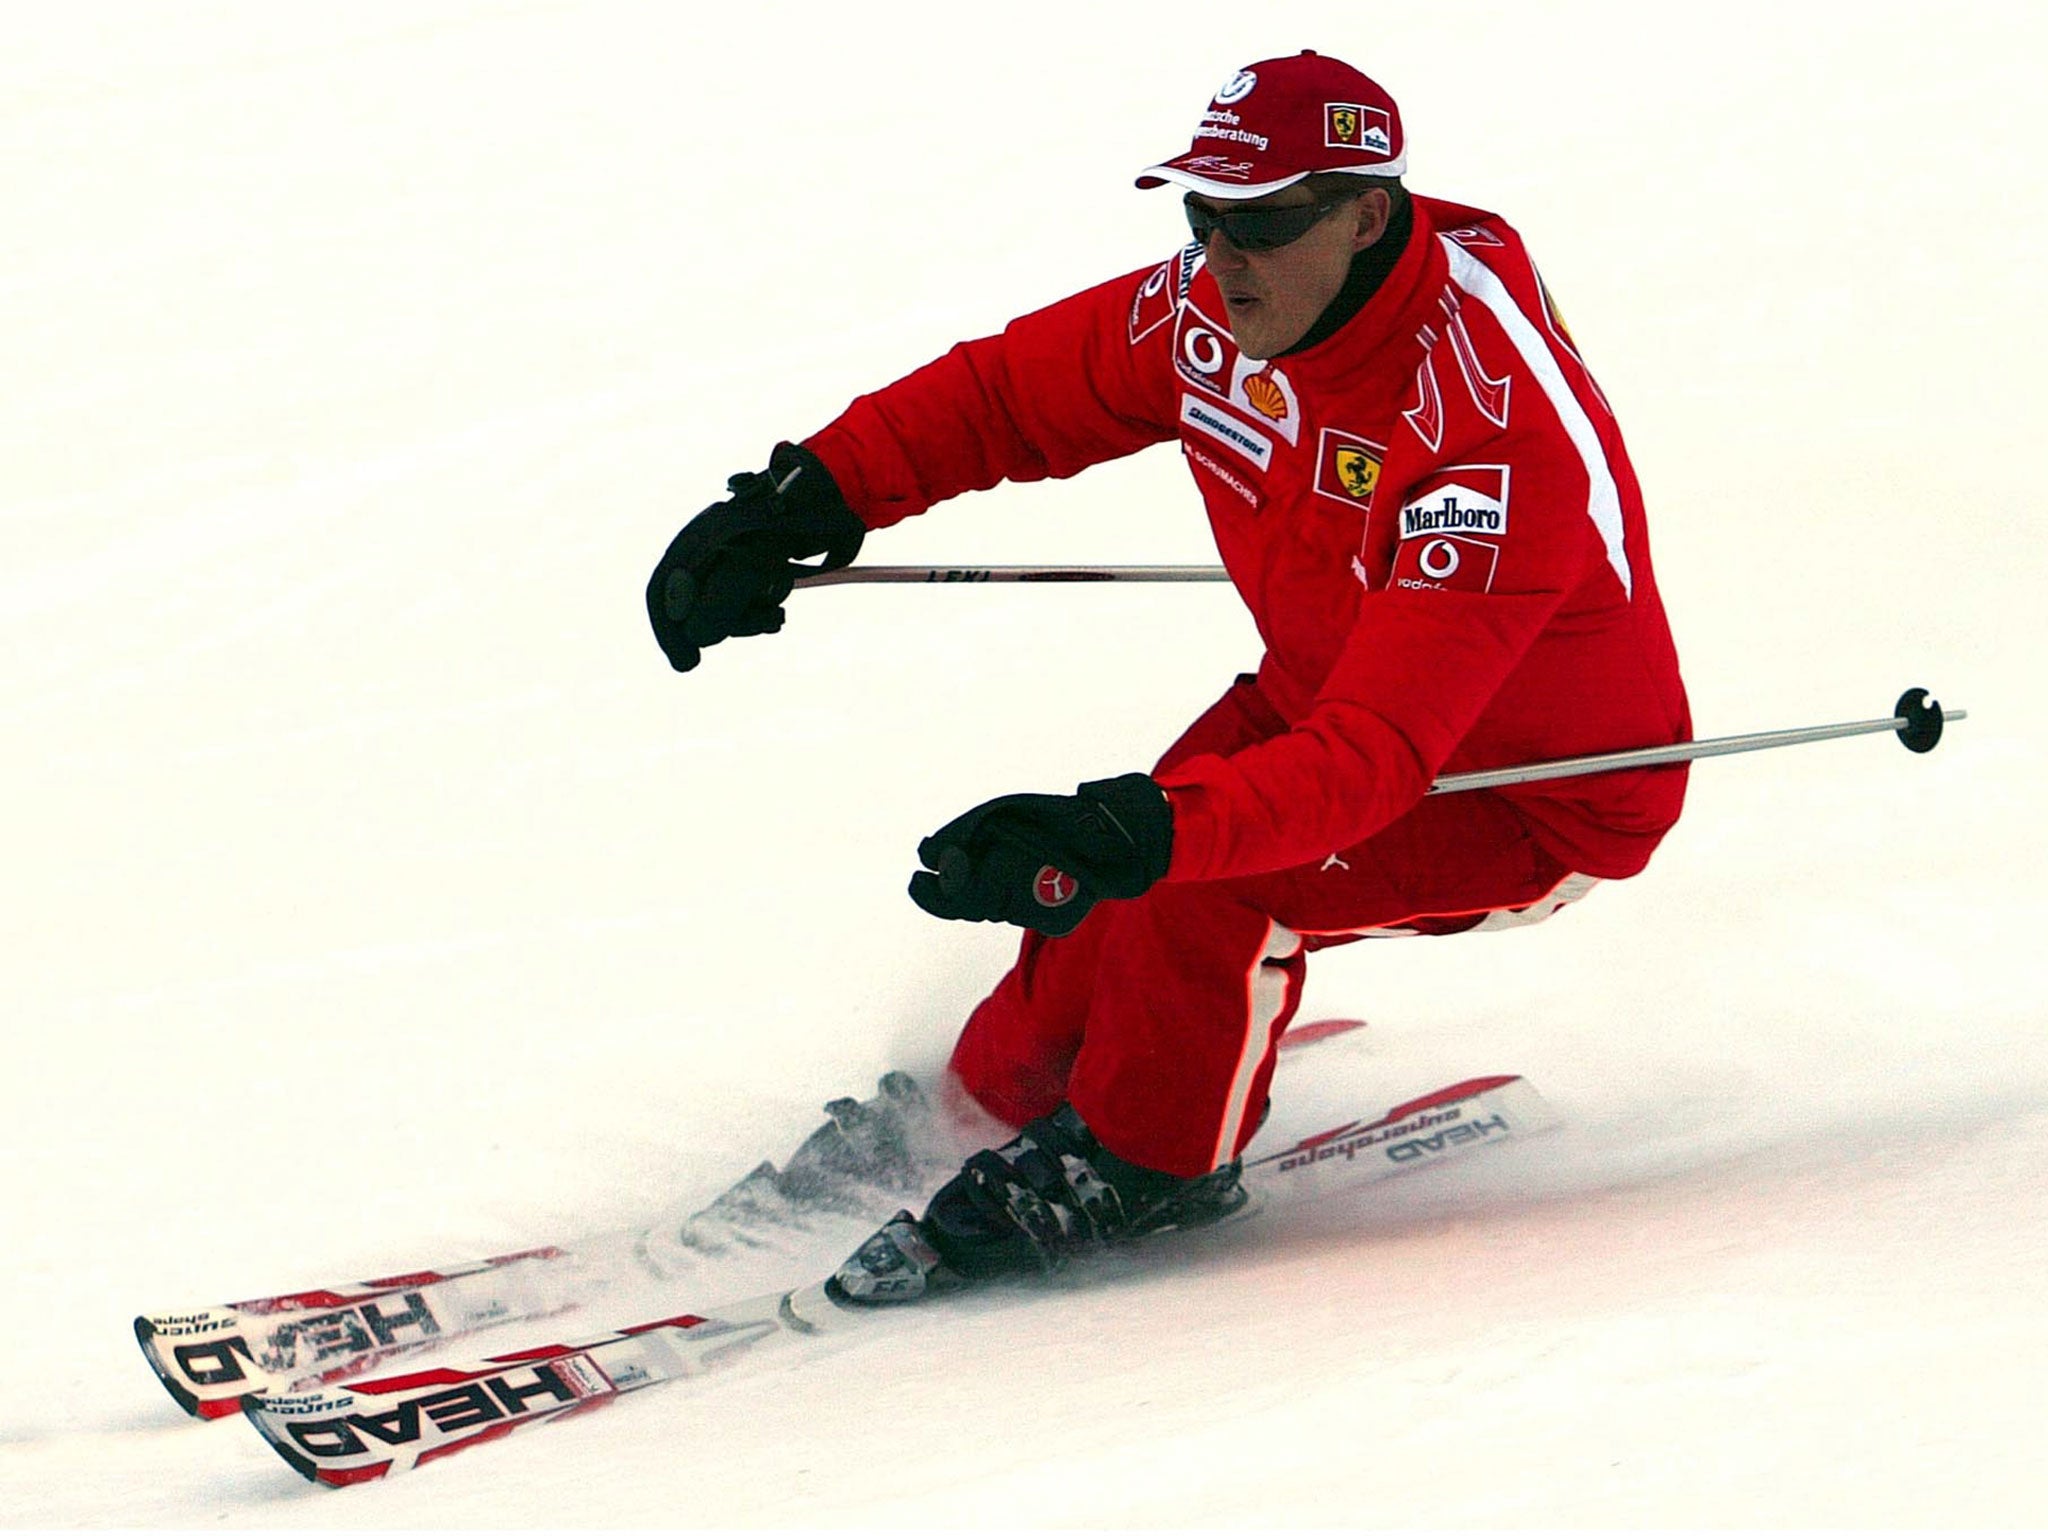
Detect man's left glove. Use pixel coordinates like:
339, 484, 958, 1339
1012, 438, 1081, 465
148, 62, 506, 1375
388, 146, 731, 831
908, 773, 1174, 937
646, 442, 866, 672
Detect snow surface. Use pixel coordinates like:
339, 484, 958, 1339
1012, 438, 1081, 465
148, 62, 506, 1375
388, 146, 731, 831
5, 2, 2046, 1528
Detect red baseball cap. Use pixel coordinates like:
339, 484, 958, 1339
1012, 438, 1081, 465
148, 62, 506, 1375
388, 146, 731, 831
1136, 51, 1407, 200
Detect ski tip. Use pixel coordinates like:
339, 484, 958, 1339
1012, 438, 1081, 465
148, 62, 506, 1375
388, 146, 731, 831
242, 1394, 324, 1483
134, 1317, 204, 1418
1278, 1016, 1368, 1051
136, 1314, 239, 1420
241, 1387, 408, 1487
134, 1308, 268, 1420
1378, 1074, 1524, 1122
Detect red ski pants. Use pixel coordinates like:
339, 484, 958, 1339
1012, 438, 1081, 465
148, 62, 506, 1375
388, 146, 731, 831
947, 675, 1588, 1178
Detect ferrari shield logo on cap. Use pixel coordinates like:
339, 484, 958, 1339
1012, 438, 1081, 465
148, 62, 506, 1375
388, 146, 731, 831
1325, 102, 1393, 155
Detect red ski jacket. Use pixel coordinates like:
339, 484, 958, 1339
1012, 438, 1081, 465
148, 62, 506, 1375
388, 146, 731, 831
804, 195, 1690, 883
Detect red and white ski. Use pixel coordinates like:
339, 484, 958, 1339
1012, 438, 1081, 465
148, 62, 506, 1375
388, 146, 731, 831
139, 1017, 1379, 1420
242, 1072, 1557, 1486
134, 1247, 577, 1420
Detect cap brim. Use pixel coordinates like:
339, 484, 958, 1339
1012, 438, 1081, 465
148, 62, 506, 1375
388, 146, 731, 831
1134, 158, 1409, 198
1133, 164, 1311, 199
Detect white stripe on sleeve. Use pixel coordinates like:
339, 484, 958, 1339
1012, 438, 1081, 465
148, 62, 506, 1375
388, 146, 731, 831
1440, 237, 1633, 599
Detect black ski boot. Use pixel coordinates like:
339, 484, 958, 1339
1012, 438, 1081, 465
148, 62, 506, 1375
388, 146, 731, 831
678, 1072, 939, 1253
829, 1103, 1247, 1304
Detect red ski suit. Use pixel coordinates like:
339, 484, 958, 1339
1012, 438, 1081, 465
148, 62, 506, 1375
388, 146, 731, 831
805, 195, 1690, 1176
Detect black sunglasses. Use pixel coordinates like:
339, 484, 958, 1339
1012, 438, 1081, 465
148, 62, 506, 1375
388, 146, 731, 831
1183, 191, 1357, 252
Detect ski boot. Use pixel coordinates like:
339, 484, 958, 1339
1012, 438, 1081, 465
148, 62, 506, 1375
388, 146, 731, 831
830, 1102, 1247, 1304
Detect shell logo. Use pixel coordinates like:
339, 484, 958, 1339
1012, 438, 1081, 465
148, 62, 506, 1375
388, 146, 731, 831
1243, 370, 1289, 421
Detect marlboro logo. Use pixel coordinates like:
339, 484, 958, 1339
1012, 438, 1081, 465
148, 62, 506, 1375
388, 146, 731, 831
1397, 465, 1509, 539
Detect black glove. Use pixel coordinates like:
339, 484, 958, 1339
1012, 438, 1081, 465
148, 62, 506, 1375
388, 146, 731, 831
908, 773, 1174, 937
646, 442, 866, 672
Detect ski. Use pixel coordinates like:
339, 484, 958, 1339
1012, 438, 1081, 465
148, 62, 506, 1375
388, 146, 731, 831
140, 1018, 1373, 1420
243, 1072, 1556, 1486
241, 1286, 845, 1486
135, 1247, 578, 1420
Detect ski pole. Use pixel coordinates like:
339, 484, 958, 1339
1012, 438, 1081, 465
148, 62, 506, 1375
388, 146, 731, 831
793, 568, 1963, 781
1428, 690, 1963, 793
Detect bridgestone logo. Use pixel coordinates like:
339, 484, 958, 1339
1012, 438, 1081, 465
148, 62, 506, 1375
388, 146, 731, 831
1179, 393, 1273, 469
1401, 495, 1506, 538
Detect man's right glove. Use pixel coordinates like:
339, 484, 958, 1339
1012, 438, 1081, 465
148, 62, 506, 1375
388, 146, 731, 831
646, 442, 867, 672
908, 773, 1176, 938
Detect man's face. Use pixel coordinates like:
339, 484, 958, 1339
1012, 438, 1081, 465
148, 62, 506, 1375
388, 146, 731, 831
1188, 185, 1390, 359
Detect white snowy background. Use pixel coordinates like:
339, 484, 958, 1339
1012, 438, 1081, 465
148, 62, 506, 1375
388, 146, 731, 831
4, 0, 2045, 1527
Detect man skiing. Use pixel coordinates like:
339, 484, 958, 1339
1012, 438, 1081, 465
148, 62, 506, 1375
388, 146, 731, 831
647, 52, 1690, 1298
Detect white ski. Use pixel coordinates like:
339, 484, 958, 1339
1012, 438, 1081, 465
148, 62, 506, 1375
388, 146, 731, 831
244, 1072, 1556, 1486
138, 1019, 1375, 1419
134, 1247, 577, 1420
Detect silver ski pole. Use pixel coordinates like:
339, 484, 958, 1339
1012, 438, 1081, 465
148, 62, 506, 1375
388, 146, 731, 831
794, 564, 1231, 586
794, 567, 1964, 782
1429, 690, 1963, 793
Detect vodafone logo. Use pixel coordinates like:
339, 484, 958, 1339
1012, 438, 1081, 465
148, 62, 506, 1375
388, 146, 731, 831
1418, 539, 1461, 580
1034, 866, 1079, 908
1392, 532, 1500, 593
1180, 325, 1227, 377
